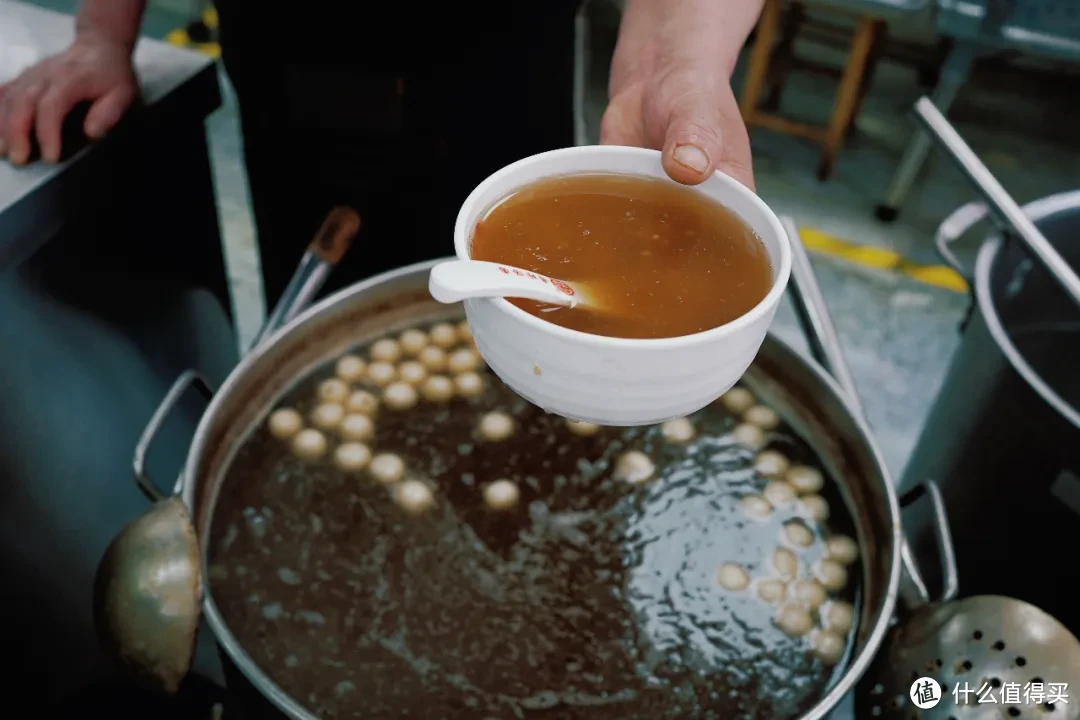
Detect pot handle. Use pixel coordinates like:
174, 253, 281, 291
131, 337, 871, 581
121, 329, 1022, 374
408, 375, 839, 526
934, 200, 988, 286
133, 369, 216, 502
784, 218, 959, 610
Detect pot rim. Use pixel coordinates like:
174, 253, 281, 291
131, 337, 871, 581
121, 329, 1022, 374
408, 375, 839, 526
183, 258, 903, 720
974, 189, 1080, 432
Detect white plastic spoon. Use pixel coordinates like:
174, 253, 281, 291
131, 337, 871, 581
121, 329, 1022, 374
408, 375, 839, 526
429, 259, 601, 310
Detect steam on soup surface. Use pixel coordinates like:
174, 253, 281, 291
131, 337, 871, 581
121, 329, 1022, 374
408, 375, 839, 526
469, 173, 772, 339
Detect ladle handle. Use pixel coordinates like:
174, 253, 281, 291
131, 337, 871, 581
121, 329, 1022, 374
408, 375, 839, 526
783, 218, 958, 610
913, 97, 1080, 313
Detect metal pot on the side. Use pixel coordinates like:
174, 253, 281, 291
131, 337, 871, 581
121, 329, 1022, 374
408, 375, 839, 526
900, 190, 1080, 633
96, 224, 953, 719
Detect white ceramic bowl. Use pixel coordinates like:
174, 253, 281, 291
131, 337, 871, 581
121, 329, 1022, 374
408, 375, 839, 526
452, 146, 791, 426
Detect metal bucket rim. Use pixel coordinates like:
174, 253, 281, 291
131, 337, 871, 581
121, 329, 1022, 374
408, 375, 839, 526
974, 189, 1080, 432
183, 259, 903, 720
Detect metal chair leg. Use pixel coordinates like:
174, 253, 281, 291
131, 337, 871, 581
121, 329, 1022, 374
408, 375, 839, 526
875, 42, 979, 222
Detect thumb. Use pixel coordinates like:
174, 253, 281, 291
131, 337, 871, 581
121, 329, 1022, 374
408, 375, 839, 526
661, 89, 754, 190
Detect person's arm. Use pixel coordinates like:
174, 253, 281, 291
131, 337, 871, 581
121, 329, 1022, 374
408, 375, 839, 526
601, 0, 765, 188
0, 0, 146, 165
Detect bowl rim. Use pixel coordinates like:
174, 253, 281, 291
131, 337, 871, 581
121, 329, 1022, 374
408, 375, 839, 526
453, 145, 793, 348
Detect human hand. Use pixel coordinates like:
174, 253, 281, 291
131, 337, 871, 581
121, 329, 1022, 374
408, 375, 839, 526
0, 32, 137, 165
600, 0, 761, 190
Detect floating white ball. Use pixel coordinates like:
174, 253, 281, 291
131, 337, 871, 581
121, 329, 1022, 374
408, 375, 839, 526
754, 450, 790, 477
429, 323, 458, 349
776, 604, 813, 637
786, 465, 824, 494
744, 405, 781, 430
457, 320, 473, 343
454, 372, 484, 398
763, 480, 797, 508
397, 360, 428, 386
716, 562, 750, 591
756, 578, 787, 605
483, 480, 520, 510
267, 408, 302, 440
317, 378, 349, 404
419, 345, 448, 373
783, 520, 815, 548
660, 417, 695, 444
566, 420, 600, 436
334, 442, 372, 471
799, 494, 831, 523
310, 403, 345, 430
772, 547, 799, 580
383, 381, 419, 411
478, 411, 515, 442
732, 423, 767, 451
345, 390, 379, 416
792, 579, 827, 610
720, 387, 756, 415
421, 375, 454, 403
825, 535, 859, 565
370, 338, 401, 364
335, 355, 367, 383
813, 559, 849, 592
340, 413, 374, 442
447, 348, 481, 375
291, 429, 328, 460
394, 479, 435, 514
367, 361, 397, 387
399, 329, 429, 356
740, 495, 773, 521
810, 628, 845, 665
820, 601, 855, 634
369, 453, 405, 485
614, 451, 655, 484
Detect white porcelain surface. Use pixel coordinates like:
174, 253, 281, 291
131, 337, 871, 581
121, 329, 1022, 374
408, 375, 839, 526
453, 145, 792, 426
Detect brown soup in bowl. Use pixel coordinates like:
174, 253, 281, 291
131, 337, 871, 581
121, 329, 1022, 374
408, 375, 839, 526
207, 317, 860, 720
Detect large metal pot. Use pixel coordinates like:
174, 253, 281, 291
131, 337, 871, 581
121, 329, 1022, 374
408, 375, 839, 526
900, 189, 1080, 632
96, 224, 953, 719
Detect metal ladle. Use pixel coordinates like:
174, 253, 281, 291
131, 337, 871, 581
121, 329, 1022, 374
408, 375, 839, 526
93, 207, 360, 692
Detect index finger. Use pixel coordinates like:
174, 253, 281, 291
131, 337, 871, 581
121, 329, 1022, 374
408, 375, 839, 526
36, 77, 89, 163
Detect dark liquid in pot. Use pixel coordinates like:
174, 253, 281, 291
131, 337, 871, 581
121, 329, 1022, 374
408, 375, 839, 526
208, 318, 861, 720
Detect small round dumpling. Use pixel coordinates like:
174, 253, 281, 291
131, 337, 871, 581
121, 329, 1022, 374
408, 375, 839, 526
754, 450, 790, 477
383, 381, 419, 411
398, 360, 428, 386
421, 375, 454, 403
732, 423, 766, 451
419, 345, 448, 373
478, 412, 514, 442
334, 442, 372, 471
786, 465, 824, 494
456, 320, 473, 344
820, 600, 855, 634
394, 479, 435, 514
783, 520, 815, 548
291, 429, 328, 460
614, 451, 655, 484
772, 547, 799, 580
810, 628, 845, 665
566, 420, 600, 437
743, 405, 780, 430
720, 387, 755, 415
791, 579, 827, 610
716, 562, 750, 591
799, 494, 830, 523
399, 328, 429, 356
763, 480, 797, 508
369, 453, 405, 484
483, 480, 520, 510
755, 578, 787, 605
367, 361, 397, 387
317, 378, 350, 404
429, 323, 458, 349
340, 413, 375, 442
346, 390, 379, 416
369, 338, 401, 363
447, 348, 481, 375
454, 372, 484, 398
268, 408, 303, 440
825, 535, 859, 565
310, 403, 345, 430
335, 355, 367, 383
740, 495, 773, 521
660, 418, 695, 444
776, 604, 813, 637
813, 559, 849, 592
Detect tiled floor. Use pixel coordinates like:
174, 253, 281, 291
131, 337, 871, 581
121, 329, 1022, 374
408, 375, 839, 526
22, 0, 1080, 478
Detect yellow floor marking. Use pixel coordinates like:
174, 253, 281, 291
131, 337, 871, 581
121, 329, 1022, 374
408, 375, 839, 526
798, 226, 969, 293
164, 27, 221, 58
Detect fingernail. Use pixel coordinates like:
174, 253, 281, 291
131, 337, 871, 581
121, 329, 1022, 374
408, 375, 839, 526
673, 144, 709, 174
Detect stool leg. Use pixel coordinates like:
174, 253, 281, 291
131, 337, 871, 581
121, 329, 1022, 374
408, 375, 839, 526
875, 42, 978, 222
763, 1, 805, 112
817, 16, 878, 181
740, 0, 784, 124
848, 19, 886, 140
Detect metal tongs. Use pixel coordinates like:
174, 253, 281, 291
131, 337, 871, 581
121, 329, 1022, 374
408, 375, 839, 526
913, 97, 1080, 312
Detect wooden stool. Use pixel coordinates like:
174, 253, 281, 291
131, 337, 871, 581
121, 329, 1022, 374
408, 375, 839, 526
740, 0, 886, 180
